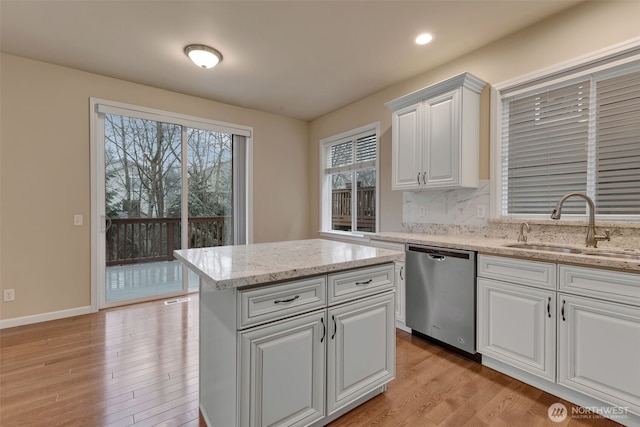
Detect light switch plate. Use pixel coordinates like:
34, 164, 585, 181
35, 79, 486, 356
74, 214, 83, 226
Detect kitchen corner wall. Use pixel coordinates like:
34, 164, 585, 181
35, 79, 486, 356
309, 0, 640, 237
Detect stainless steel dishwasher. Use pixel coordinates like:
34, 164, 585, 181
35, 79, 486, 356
405, 244, 478, 358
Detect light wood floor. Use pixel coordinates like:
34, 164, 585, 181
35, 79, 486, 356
0, 295, 621, 427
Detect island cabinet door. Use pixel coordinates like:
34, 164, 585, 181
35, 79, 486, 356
327, 291, 396, 415
239, 310, 326, 427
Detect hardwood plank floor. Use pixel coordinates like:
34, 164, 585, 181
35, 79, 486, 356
0, 295, 622, 426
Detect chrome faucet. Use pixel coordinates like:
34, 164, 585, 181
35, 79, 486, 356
517, 222, 530, 242
550, 193, 610, 248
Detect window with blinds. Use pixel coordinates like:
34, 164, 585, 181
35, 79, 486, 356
501, 61, 640, 218
321, 127, 378, 233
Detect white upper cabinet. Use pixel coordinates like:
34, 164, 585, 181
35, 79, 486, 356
386, 72, 486, 190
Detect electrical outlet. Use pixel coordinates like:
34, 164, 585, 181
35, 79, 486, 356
4, 289, 15, 302
476, 205, 486, 219
74, 214, 83, 226
419, 207, 426, 217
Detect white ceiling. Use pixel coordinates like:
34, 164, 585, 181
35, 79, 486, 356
1, 0, 582, 121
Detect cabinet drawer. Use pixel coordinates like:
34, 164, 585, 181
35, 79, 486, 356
559, 265, 640, 307
478, 255, 556, 290
328, 263, 395, 305
238, 276, 327, 329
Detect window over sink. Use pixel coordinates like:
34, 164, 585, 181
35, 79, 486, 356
320, 123, 379, 235
494, 41, 640, 220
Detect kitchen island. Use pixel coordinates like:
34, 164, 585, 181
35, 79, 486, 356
174, 239, 404, 427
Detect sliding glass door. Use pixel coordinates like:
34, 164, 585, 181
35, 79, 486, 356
92, 100, 250, 308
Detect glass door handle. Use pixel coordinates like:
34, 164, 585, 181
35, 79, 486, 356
102, 215, 112, 232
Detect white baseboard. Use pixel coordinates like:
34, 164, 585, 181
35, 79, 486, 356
395, 320, 411, 333
0, 305, 95, 329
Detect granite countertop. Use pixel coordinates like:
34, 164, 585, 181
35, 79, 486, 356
373, 232, 640, 273
174, 238, 404, 291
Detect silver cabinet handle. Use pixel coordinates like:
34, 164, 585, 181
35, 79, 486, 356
399, 266, 404, 281
274, 295, 300, 304
355, 279, 373, 286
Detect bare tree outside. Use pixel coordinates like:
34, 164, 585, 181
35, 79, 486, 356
104, 114, 233, 265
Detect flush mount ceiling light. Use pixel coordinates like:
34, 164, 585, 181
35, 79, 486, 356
184, 44, 223, 69
415, 33, 434, 45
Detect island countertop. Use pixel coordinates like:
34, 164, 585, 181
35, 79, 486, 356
174, 238, 404, 291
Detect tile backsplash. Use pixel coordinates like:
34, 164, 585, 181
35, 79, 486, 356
401, 180, 640, 249
403, 180, 490, 230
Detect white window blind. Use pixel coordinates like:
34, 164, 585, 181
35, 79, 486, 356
501, 60, 640, 217
595, 70, 640, 214
325, 132, 377, 174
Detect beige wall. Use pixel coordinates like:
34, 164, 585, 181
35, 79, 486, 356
0, 54, 310, 321
308, 0, 640, 236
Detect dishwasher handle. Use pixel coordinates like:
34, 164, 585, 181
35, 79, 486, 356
406, 244, 472, 260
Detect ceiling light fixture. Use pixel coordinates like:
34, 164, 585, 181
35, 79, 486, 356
184, 44, 223, 69
415, 33, 434, 45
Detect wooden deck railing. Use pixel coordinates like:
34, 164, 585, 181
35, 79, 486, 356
106, 216, 231, 266
106, 187, 375, 266
332, 186, 375, 232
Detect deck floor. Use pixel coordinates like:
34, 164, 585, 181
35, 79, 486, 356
106, 260, 198, 303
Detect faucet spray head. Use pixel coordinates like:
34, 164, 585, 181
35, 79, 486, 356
550, 205, 562, 220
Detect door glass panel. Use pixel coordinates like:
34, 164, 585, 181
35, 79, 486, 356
185, 128, 233, 289
104, 114, 183, 303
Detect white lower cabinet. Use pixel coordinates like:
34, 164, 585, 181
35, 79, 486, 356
201, 263, 396, 427
477, 278, 556, 381
558, 294, 640, 415
239, 310, 326, 427
369, 239, 407, 327
327, 292, 396, 415
478, 255, 640, 423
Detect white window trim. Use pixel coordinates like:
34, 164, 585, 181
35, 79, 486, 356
89, 98, 253, 311
490, 36, 640, 221
319, 122, 380, 238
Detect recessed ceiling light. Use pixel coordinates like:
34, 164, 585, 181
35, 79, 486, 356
415, 33, 433, 45
184, 44, 223, 69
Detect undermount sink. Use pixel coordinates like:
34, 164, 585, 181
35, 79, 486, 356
505, 243, 640, 260
504, 243, 584, 254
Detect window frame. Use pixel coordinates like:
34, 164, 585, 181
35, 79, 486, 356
319, 122, 380, 238
491, 37, 640, 221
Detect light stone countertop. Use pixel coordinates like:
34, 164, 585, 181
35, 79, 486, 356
372, 232, 640, 273
174, 238, 404, 291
